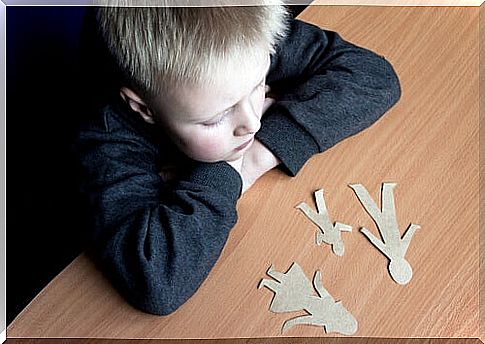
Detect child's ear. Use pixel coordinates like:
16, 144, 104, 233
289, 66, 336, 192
120, 87, 156, 124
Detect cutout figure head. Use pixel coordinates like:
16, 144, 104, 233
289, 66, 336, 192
389, 258, 413, 285
324, 301, 358, 335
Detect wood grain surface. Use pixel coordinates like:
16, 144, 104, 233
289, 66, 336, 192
7, 5, 480, 341
479, 3, 484, 343
309, 0, 483, 5
95, 0, 484, 6
4, 339, 484, 344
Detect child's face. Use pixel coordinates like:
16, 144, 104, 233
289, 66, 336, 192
156, 52, 271, 163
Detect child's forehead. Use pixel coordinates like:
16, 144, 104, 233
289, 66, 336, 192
167, 47, 269, 87
161, 52, 271, 120
214, 52, 270, 91
204, 57, 270, 113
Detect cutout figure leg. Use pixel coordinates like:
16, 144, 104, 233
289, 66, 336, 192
296, 203, 325, 227
315, 189, 327, 215
381, 183, 399, 239
349, 184, 384, 225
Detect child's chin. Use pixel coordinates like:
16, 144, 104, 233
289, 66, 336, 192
225, 150, 245, 162
190, 152, 242, 164
189, 148, 246, 163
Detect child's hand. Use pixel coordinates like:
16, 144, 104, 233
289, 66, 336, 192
226, 156, 244, 174
240, 139, 280, 193
239, 88, 278, 193
263, 85, 276, 114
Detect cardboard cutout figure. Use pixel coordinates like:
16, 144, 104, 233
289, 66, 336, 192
259, 263, 358, 335
349, 183, 420, 285
296, 189, 352, 256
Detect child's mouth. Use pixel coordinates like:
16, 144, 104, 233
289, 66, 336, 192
235, 137, 254, 151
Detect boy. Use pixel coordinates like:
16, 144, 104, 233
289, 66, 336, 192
76, 1, 401, 316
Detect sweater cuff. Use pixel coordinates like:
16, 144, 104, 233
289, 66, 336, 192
185, 161, 242, 203
256, 108, 320, 176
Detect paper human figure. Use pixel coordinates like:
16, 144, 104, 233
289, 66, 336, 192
349, 183, 420, 285
296, 189, 352, 256
258, 262, 358, 335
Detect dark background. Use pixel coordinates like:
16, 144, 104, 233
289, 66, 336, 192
7, 6, 88, 325
6, 4, 308, 325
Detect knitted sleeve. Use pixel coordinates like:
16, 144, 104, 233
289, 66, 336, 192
257, 19, 401, 176
75, 110, 242, 315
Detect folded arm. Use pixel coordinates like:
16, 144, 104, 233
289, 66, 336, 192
257, 19, 402, 176
76, 122, 241, 316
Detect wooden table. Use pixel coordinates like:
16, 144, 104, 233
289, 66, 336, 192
7, 4, 482, 343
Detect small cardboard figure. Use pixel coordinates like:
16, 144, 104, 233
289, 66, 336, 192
258, 262, 358, 335
349, 183, 420, 285
296, 189, 352, 256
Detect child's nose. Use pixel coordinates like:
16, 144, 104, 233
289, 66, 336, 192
233, 100, 261, 136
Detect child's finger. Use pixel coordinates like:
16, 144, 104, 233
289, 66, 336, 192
262, 97, 276, 114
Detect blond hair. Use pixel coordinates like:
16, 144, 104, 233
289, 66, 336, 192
95, 1, 289, 107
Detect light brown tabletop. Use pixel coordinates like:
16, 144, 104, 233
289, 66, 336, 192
7, 4, 482, 342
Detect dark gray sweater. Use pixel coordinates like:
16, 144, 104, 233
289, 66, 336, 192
75, 18, 401, 315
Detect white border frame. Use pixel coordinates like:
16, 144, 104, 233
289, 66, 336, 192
1, 2, 482, 344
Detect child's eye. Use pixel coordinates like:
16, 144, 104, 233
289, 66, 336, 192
203, 109, 232, 127
209, 116, 225, 127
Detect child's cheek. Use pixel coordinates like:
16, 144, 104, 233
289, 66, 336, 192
185, 132, 228, 161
